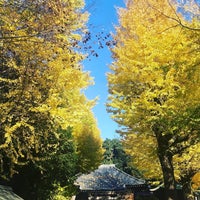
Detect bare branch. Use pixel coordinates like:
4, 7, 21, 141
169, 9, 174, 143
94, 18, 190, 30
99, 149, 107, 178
148, 1, 200, 31
167, 0, 182, 23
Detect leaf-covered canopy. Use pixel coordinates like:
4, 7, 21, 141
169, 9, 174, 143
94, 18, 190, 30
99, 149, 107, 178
0, 0, 103, 178
107, 0, 200, 198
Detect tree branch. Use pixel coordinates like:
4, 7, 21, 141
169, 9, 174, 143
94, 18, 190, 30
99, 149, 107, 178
148, 1, 200, 31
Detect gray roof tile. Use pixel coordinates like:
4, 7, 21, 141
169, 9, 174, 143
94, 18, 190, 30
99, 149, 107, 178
0, 185, 23, 200
75, 164, 146, 191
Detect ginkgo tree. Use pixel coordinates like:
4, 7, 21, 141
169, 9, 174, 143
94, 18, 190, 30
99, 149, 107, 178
107, 0, 200, 200
0, 0, 103, 180
73, 109, 104, 173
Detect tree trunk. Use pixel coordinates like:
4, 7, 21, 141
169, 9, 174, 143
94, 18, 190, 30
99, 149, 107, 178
181, 173, 195, 200
182, 182, 194, 200
158, 153, 178, 200
153, 125, 178, 200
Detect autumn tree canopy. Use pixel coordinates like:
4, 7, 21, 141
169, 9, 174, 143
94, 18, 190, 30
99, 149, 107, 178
0, 0, 103, 181
73, 109, 104, 173
107, 0, 200, 199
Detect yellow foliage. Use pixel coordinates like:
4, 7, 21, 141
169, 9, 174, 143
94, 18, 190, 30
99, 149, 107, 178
123, 133, 162, 179
0, 0, 97, 178
72, 110, 104, 172
107, 0, 200, 187
174, 143, 200, 181
192, 172, 200, 190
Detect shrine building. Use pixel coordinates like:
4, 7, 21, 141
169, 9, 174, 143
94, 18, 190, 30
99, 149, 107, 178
74, 164, 151, 200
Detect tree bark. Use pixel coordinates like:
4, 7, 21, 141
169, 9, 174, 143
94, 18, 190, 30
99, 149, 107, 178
180, 171, 196, 200
153, 125, 178, 200
182, 182, 194, 200
158, 152, 178, 200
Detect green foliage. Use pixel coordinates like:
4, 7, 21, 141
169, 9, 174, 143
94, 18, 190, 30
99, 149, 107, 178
50, 187, 72, 200
10, 125, 103, 199
36, 128, 78, 200
102, 138, 141, 177
11, 128, 78, 200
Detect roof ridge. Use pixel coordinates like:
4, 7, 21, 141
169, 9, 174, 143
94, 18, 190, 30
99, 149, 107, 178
112, 165, 145, 184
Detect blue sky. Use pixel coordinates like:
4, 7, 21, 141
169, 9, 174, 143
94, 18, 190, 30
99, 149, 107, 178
83, 0, 125, 140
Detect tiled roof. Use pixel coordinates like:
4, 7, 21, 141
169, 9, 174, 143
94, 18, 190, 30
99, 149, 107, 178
75, 164, 146, 191
0, 185, 23, 200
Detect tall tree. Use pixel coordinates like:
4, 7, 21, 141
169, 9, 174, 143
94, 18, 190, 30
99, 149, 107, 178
73, 110, 104, 173
102, 138, 141, 176
0, 0, 95, 179
107, 0, 200, 200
